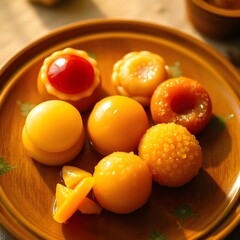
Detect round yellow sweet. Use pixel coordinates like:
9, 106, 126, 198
87, 96, 149, 156
112, 51, 168, 106
93, 152, 152, 214
22, 100, 84, 165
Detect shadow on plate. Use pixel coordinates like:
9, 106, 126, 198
61, 169, 226, 240
197, 114, 232, 168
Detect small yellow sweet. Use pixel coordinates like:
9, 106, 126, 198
87, 96, 149, 156
112, 51, 168, 106
22, 100, 85, 165
93, 152, 152, 214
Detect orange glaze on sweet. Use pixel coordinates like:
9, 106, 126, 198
87, 95, 149, 156
93, 152, 152, 214
150, 77, 212, 134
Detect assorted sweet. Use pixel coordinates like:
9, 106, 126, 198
53, 176, 95, 223
150, 77, 212, 134
87, 95, 149, 156
22, 48, 215, 222
53, 166, 102, 223
37, 48, 101, 112
53, 152, 152, 222
138, 123, 202, 187
22, 100, 85, 165
111, 51, 168, 106
93, 152, 152, 214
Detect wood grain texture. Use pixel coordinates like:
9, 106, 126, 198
0, 19, 240, 240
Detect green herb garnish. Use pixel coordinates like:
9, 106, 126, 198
0, 157, 16, 175
16, 100, 36, 117
173, 204, 198, 229
87, 51, 96, 59
167, 61, 183, 78
149, 231, 167, 240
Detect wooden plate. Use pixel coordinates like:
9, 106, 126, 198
0, 19, 240, 240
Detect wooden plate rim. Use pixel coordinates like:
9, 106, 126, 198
0, 18, 240, 240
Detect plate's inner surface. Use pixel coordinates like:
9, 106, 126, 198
0, 22, 240, 240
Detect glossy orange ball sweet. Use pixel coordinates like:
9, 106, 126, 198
150, 77, 212, 134
87, 95, 149, 156
22, 100, 85, 165
93, 151, 152, 214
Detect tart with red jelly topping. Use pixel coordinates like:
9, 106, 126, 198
38, 48, 101, 111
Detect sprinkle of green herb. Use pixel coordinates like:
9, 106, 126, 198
149, 231, 167, 240
16, 100, 36, 117
209, 114, 234, 131
173, 204, 198, 229
167, 61, 183, 78
87, 51, 96, 59
0, 157, 16, 175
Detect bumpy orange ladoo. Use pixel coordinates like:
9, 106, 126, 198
150, 77, 212, 135
138, 123, 202, 187
93, 152, 152, 214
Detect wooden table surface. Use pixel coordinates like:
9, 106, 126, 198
0, 0, 239, 239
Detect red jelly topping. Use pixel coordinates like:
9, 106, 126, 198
47, 54, 95, 94
171, 92, 196, 114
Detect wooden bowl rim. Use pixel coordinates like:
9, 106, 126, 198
191, 0, 240, 17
